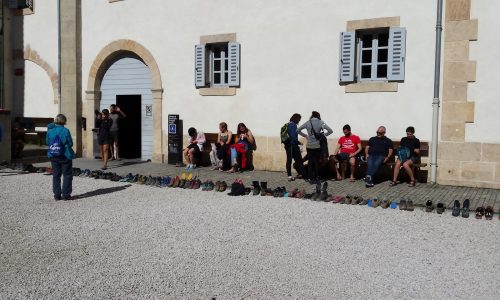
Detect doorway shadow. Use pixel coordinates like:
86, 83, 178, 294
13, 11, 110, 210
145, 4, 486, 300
72, 184, 132, 200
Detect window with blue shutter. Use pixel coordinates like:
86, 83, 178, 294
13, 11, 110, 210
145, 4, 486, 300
339, 27, 406, 84
194, 44, 206, 87
228, 42, 240, 87
387, 27, 406, 81
339, 32, 355, 83
195, 41, 241, 88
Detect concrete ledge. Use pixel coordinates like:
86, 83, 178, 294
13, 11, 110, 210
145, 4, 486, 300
347, 17, 400, 31
200, 33, 237, 44
199, 87, 236, 96
345, 82, 398, 93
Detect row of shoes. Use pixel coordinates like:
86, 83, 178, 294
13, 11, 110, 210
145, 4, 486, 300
33, 166, 500, 219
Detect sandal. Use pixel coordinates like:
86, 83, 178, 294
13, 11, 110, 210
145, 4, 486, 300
475, 206, 485, 219
408, 181, 415, 187
389, 181, 399, 186
349, 178, 356, 183
485, 206, 493, 220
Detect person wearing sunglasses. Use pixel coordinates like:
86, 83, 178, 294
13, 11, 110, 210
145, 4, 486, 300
364, 126, 393, 187
390, 126, 420, 187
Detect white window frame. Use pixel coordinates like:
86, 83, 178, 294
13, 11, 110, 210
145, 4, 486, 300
357, 30, 389, 82
209, 43, 230, 87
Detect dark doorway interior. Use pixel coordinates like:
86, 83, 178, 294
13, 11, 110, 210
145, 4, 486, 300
116, 95, 141, 159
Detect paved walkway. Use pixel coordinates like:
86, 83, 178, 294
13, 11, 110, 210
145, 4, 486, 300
34, 158, 500, 211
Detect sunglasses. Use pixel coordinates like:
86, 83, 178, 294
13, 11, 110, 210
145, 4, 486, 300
406, 132, 414, 135
376, 131, 385, 135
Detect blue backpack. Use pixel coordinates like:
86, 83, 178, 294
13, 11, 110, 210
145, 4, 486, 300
49, 135, 64, 157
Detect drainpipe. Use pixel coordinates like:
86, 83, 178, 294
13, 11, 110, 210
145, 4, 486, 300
57, 0, 61, 113
430, 0, 444, 184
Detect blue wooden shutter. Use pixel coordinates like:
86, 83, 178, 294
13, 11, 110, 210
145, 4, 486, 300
388, 27, 406, 81
228, 42, 240, 87
339, 32, 355, 83
195, 44, 206, 87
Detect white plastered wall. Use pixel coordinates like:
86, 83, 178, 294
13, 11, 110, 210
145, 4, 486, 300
23, 61, 57, 118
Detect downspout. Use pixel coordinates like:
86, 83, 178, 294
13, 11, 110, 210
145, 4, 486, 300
430, 0, 444, 184
57, 0, 61, 113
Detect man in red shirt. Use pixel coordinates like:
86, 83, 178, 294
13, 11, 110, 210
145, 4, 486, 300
333, 124, 362, 182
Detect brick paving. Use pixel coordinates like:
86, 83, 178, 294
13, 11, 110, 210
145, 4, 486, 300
34, 158, 500, 211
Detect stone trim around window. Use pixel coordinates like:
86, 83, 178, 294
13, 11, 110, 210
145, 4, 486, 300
199, 33, 238, 96
345, 16, 401, 93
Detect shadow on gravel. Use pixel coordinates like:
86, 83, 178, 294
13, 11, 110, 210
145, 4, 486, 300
107, 160, 149, 169
72, 184, 132, 200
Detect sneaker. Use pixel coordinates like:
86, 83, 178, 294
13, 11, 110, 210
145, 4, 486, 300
452, 200, 461, 217
365, 181, 374, 188
461, 199, 470, 218
62, 195, 72, 201
436, 202, 445, 214
475, 206, 485, 219
54, 195, 62, 201
425, 200, 434, 212
399, 199, 407, 210
406, 199, 414, 211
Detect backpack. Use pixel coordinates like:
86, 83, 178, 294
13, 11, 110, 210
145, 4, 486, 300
280, 122, 290, 143
48, 135, 64, 157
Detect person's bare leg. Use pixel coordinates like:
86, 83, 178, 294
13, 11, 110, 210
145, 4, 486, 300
100, 145, 104, 161
113, 141, 120, 160
102, 144, 110, 169
349, 157, 356, 181
188, 148, 196, 166
183, 149, 191, 165
392, 160, 402, 182
403, 160, 415, 182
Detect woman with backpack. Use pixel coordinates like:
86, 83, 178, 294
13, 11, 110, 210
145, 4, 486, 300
297, 111, 333, 184
46, 114, 76, 201
283, 113, 304, 181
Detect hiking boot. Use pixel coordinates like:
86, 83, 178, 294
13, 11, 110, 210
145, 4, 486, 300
381, 198, 390, 209
475, 206, 485, 219
252, 181, 261, 196
436, 202, 445, 214
452, 200, 461, 217
260, 182, 268, 196
399, 199, 407, 210
406, 199, 414, 211
461, 199, 470, 218
425, 200, 434, 212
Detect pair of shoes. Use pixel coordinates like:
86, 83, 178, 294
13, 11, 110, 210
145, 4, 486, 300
399, 198, 414, 211
63, 195, 72, 201
389, 180, 399, 186
54, 195, 62, 201
408, 180, 416, 187
365, 181, 374, 188
287, 176, 295, 182
452, 199, 469, 217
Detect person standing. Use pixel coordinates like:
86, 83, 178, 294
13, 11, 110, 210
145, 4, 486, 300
333, 124, 362, 182
96, 109, 113, 170
390, 126, 420, 187
46, 114, 76, 201
284, 113, 304, 181
109, 104, 126, 161
365, 126, 393, 187
297, 111, 333, 184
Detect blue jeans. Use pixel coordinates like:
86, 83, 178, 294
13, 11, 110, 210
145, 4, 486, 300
365, 155, 385, 183
51, 157, 73, 198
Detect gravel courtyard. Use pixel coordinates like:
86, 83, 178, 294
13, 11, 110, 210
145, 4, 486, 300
1, 173, 499, 299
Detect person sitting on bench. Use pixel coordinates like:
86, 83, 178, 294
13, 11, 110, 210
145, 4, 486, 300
390, 126, 420, 187
228, 123, 255, 173
365, 126, 393, 187
184, 127, 206, 170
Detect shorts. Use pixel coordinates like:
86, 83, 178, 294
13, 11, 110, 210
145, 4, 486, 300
187, 143, 201, 155
401, 156, 418, 164
110, 130, 119, 143
98, 135, 112, 146
336, 152, 351, 161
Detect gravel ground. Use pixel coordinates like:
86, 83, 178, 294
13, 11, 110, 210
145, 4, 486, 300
1, 173, 499, 299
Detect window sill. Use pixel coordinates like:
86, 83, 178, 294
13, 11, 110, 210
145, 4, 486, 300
345, 82, 398, 93
199, 87, 237, 96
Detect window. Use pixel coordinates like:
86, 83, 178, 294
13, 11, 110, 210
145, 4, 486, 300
195, 42, 240, 88
9, 0, 34, 15
339, 27, 406, 84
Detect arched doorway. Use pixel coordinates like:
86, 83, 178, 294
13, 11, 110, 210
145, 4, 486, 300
85, 40, 164, 162
100, 56, 153, 159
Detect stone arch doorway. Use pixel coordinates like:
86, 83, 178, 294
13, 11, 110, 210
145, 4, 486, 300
84, 40, 164, 162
